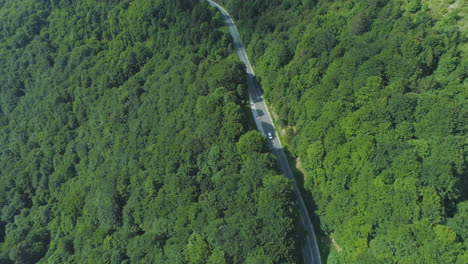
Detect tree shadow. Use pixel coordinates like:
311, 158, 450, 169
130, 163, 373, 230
282, 147, 330, 263
255, 109, 264, 117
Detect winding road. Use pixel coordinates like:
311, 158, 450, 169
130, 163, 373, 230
207, 1, 322, 263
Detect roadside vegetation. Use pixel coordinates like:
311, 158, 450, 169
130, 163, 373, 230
0, 0, 299, 263
219, 0, 467, 263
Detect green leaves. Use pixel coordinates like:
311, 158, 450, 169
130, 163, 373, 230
184, 233, 210, 264
0, 1, 299, 263
222, 0, 468, 261
448, 201, 468, 241
236, 130, 267, 157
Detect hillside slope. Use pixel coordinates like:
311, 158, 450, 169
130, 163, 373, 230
219, 0, 467, 263
0, 0, 299, 263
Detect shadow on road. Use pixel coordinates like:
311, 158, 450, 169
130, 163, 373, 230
282, 147, 329, 263
246, 73, 263, 102
208, 1, 323, 262
260, 121, 275, 137
256, 109, 264, 117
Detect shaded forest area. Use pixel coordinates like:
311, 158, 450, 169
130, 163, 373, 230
219, 0, 467, 263
0, 0, 299, 263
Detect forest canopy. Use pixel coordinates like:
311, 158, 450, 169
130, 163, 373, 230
1, 0, 467, 263
0, 0, 299, 263
218, 0, 467, 263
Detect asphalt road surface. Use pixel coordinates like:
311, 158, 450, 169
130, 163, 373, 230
207, 1, 322, 263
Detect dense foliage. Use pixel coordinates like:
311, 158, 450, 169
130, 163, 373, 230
220, 0, 467, 263
0, 0, 299, 263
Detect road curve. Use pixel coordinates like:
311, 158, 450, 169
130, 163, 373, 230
206, 1, 322, 263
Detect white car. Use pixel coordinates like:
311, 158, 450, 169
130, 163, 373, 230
267, 132, 273, 140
